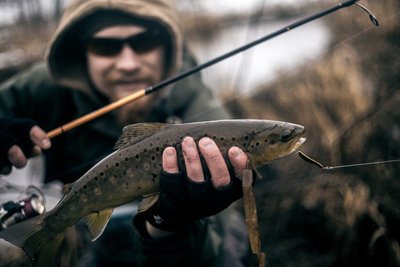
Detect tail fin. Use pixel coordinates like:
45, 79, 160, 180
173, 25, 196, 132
0, 215, 65, 267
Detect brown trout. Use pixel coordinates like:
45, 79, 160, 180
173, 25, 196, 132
0, 119, 305, 266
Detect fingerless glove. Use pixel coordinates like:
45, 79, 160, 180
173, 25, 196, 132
0, 117, 37, 174
135, 169, 243, 232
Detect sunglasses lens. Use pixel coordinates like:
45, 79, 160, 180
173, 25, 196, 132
128, 31, 164, 53
86, 39, 123, 56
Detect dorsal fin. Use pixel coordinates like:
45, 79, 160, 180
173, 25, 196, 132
114, 123, 170, 149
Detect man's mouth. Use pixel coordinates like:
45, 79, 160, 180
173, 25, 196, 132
114, 80, 150, 91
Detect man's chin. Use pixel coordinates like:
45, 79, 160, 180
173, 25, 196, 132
115, 105, 150, 126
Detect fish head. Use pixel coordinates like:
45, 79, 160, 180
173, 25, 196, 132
248, 121, 306, 166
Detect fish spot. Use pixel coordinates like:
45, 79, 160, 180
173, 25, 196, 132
143, 163, 150, 170
100, 172, 104, 176
124, 157, 129, 162
81, 195, 88, 202
135, 154, 140, 159
83, 185, 88, 190
94, 188, 102, 196
231, 137, 236, 142
115, 162, 120, 167
245, 136, 249, 141
149, 143, 153, 147
156, 147, 161, 152
94, 177, 99, 181
109, 176, 118, 185
220, 137, 225, 141
151, 156, 156, 161
137, 186, 142, 190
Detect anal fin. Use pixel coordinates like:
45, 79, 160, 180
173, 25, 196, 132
82, 208, 114, 241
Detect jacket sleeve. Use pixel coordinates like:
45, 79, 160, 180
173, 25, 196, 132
0, 62, 75, 131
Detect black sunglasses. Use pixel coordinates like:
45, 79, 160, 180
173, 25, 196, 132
85, 29, 166, 56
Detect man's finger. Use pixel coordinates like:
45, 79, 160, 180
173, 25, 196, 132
30, 126, 51, 149
162, 147, 179, 174
182, 137, 204, 183
228, 146, 248, 180
198, 137, 230, 188
8, 145, 28, 169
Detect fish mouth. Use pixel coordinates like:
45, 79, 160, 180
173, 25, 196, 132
290, 137, 307, 154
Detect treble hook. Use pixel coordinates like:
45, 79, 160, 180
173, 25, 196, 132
355, 2, 379, 26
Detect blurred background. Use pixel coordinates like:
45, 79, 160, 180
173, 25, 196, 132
0, 0, 399, 266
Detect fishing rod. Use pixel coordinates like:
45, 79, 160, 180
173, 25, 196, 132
47, 0, 378, 139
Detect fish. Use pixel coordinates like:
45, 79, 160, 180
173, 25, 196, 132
0, 119, 305, 266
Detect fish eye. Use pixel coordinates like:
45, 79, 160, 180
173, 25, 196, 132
279, 130, 292, 142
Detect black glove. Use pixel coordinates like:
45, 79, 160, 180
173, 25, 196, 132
0, 117, 37, 174
135, 169, 243, 232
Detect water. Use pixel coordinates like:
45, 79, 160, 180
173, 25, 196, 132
189, 18, 330, 95
179, 0, 331, 94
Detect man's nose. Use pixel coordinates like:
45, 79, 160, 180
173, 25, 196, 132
115, 44, 142, 71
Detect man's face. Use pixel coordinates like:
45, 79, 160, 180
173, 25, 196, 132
86, 25, 166, 125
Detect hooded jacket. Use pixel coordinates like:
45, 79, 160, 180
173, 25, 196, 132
47, 0, 183, 94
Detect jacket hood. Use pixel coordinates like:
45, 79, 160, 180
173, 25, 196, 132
46, 0, 182, 93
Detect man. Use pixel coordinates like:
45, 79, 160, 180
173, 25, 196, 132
0, 0, 250, 266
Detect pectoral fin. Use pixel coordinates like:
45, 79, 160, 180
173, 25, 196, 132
82, 208, 114, 241
138, 193, 159, 212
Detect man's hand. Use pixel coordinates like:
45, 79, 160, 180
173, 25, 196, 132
165, 136, 248, 187
0, 117, 51, 175
138, 136, 248, 237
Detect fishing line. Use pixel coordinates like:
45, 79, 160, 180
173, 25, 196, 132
298, 151, 400, 170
